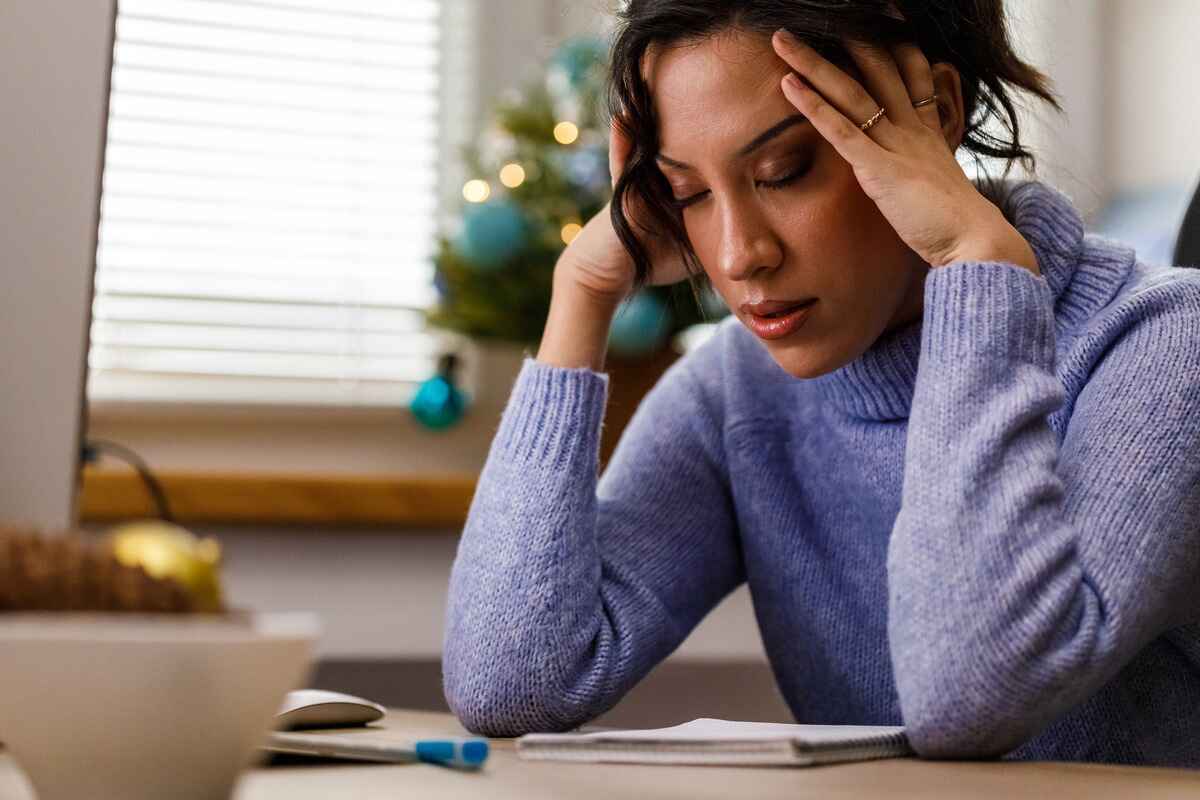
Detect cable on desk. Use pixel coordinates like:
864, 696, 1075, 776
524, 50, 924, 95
81, 439, 175, 523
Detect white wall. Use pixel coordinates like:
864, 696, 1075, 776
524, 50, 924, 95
1103, 0, 1200, 193
1005, 0, 1108, 218
1004, 0, 1200, 215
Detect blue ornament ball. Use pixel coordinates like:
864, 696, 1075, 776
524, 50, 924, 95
453, 200, 528, 271
608, 290, 672, 357
565, 147, 610, 194
550, 36, 607, 89
410, 373, 466, 430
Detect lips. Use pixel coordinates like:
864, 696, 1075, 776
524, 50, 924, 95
741, 298, 816, 317
742, 298, 817, 341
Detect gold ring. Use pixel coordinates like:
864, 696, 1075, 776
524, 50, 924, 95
912, 93, 938, 108
859, 106, 887, 132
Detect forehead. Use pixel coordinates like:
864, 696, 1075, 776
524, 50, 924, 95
646, 29, 796, 160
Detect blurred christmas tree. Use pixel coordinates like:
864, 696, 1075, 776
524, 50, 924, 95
426, 35, 729, 358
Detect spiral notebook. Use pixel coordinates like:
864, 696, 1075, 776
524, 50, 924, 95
517, 718, 911, 767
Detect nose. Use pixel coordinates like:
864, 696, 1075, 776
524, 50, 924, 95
716, 198, 783, 283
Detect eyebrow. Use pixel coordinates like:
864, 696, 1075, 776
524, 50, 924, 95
655, 113, 808, 171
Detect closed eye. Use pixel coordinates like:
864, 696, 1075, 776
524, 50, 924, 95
760, 163, 811, 190
671, 164, 809, 210
672, 190, 706, 210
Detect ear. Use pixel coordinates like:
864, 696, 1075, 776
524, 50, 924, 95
930, 62, 966, 152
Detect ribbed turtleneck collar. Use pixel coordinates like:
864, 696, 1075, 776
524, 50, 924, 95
810, 177, 1106, 421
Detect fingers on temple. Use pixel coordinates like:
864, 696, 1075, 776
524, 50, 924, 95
890, 42, 941, 131
773, 32, 895, 136
780, 73, 878, 166
844, 39, 919, 131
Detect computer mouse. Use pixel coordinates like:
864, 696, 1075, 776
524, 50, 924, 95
275, 689, 386, 730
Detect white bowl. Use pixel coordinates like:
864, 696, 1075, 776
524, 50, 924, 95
0, 611, 318, 800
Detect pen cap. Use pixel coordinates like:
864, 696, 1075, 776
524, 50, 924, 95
415, 738, 490, 768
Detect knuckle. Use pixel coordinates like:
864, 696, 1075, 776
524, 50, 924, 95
781, 49, 810, 74
807, 57, 835, 83
831, 114, 857, 141
853, 85, 876, 108
914, 120, 944, 143
905, 47, 932, 70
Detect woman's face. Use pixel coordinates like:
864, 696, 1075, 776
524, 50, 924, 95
647, 28, 932, 378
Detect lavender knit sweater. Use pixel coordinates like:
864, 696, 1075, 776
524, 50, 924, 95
442, 179, 1200, 766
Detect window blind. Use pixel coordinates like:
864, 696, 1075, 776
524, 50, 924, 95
88, 0, 462, 408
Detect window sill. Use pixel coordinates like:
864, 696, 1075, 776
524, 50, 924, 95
80, 467, 476, 529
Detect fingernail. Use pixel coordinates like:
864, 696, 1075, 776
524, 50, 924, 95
773, 28, 792, 45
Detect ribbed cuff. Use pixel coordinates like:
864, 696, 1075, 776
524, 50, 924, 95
493, 357, 611, 471
922, 261, 1056, 367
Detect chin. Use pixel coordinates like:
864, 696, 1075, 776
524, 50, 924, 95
763, 343, 842, 380
737, 307, 875, 379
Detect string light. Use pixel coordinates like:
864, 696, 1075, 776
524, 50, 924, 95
561, 221, 582, 244
553, 121, 579, 145
499, 163, 526, 188
462, 179, 491, 203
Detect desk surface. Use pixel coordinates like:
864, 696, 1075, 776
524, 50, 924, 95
2, 709, 1198, 799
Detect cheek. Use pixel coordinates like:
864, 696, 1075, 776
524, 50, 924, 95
779, 169, 873, 279
785, 155, 910, 294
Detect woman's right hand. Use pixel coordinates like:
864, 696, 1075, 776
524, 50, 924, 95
554, 116, 692, 306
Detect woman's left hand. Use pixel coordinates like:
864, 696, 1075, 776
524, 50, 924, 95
770, 29, 1039, 275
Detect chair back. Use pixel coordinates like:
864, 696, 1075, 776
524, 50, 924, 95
1173, 176, 1200, 268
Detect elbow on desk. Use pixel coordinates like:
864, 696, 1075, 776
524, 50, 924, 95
444, 683, 577, 738
897, 668, 1044, 760
892, 597, 1112, 759
442, 588, 598, 736
893, 626, 1056, 759
445, 692, 534, 738
902, 701, 1034, 761
442, 653, 579, 738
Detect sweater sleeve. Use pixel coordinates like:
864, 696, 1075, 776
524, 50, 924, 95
442, 354, 743, 736
887, 260, 1200, 758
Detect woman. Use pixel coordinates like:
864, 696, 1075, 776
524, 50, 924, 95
443, 0, 1200, 766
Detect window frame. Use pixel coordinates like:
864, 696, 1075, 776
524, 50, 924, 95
86, 0, 488, 419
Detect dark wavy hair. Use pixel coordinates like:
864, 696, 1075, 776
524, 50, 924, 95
605, 0, 1062, 305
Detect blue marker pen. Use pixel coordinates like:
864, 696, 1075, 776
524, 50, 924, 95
265, 731, 490, 768
416, 738, 491, 769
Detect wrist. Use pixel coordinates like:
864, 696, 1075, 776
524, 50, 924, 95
934, 208, 1040, 276
952, 232, 1040, 275
536, 274, 620, 372
552, 263, 628, 312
